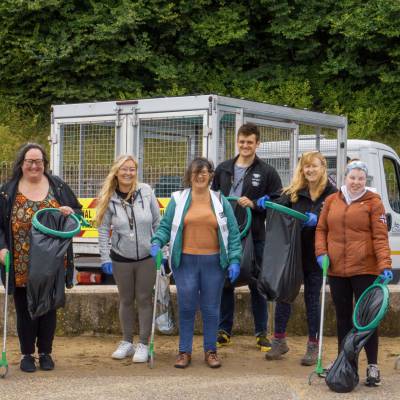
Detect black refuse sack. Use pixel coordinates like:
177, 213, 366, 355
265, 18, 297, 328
27, 211, 77, 319
257, 209, 303, 303
225, 229, 258, 288
326, 286, 385, 393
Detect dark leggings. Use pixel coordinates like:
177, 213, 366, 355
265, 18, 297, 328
13, 287, 57, 355
274, 267, 323, 341
329, 274, 378, 364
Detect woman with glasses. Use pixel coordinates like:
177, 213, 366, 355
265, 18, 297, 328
257, 151, 336, 365
316, 160, 392, 387
151, 157, 241, 369
0, 143, 81, 372
96, 155, 160, 363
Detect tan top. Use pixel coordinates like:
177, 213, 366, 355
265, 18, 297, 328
182, 194, 219, 255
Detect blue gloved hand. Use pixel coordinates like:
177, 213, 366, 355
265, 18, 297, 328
316, 255, 327, 269
228, 263, 240, 283
256, 195, 270, 210
150, 243, 161, 259
101, 262, 113, 275
380, 269, 393, 282
303, 212, 318, 227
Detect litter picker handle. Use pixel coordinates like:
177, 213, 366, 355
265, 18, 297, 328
4, 251, 10, 274
155, 251, 163, 271
322, 255, 329, 278
226, 196, 252, 239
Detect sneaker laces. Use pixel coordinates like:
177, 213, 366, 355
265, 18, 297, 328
207, 351, 218, 361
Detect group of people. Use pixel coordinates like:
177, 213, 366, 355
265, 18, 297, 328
0, 123, 392, 387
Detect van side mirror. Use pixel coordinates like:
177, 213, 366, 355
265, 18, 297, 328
386, 213, 392, 232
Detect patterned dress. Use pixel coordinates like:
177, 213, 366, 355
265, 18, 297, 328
12, 189, 60, 287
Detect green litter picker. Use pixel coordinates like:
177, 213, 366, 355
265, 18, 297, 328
149, 250, 163, 369
0, 251, 10, 378
308, 254, 330, 384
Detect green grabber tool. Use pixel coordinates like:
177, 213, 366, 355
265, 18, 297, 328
0, 251, 10, 378
226, 197, 252, 239
149, 250, 163, 369
309, 254, 329, 384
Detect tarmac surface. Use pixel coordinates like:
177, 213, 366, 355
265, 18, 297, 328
0, 336, 399, 400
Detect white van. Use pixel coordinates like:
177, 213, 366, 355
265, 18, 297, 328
257, 138, 400, 283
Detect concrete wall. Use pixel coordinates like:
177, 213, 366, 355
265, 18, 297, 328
0, 285, 399, 336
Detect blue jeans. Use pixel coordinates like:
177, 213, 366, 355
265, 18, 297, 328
218, 240, 267, 336
173, 253, 225, 353
274, 267, 323, 340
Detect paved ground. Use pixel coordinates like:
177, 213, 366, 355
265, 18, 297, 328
0, 336, 399, 400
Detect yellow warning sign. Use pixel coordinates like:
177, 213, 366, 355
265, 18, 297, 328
77, 197, 172, 238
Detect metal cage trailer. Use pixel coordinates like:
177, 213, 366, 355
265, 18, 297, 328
50, 95, 348, 270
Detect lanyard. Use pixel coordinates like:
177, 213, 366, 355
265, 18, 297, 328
119, 191, 139, 232
231, 167, 251, 193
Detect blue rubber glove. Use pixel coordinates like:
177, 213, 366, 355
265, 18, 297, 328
256, 195, 270, 210
380, 269, 393, 282
228, 263, 240, 283
316, 255, 327, 269
303, 212, 318, 227
150, 243, 161, 259
101, 262, 113, 275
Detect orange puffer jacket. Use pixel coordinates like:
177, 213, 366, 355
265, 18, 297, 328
315, 190, 391, 277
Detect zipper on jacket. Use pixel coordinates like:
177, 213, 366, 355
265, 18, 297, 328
132, 206, 139, 259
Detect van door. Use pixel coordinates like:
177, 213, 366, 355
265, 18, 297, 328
379, 150, 400, 282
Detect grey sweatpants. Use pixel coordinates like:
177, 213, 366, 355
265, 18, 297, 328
112, 258, 156, 344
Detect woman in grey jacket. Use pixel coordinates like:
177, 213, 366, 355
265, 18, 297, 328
96, 155, 160, 363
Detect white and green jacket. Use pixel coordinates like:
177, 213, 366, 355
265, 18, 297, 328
152, 188, 241, 269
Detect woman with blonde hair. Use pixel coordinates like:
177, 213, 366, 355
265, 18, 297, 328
97, 155, 160, 363
257, 151, 336, 365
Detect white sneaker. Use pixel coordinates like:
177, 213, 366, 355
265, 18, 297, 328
133, 343, 149, 363
112, 341, 135, 359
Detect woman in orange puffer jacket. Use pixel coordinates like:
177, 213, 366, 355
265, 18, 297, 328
315, 160, 392, 387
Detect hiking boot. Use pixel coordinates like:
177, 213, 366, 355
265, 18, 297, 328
365, 364, 381, 387
133, 343, 149, 363
301, 342, 318, 366
265, 337, 289, 361
112, 341, 135, 359
174, 352, 191, 369
256, 334, 271, 352
205, 350, 221, 368
20, 354, 36, 373
216, 331, 231, 348
39, 354, 55, 371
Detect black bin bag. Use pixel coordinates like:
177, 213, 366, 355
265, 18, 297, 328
326, 282, 389, 393
257, 209, 303, 303
27, 210, 78, 319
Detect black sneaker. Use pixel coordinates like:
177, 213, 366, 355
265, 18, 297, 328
39, 354, 55, 371
256, 334, 272, 352
216, 331, 231, 348
20, 354, 36, 373
365, 364, 381, 387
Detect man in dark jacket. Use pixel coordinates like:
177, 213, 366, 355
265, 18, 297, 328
212, 123, 282, 350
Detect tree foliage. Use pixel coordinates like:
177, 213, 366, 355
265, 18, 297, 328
0, 0, 400, 155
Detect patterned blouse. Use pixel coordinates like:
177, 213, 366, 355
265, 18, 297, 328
12, 189, 60, 287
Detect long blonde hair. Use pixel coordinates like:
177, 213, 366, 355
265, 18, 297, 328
283, 151, 328, 203
96, 155, 139, 226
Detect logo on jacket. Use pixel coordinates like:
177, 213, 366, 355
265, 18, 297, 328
379, 214, 387, 224
252, 173, 261, 187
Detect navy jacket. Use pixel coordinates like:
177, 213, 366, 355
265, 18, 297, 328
212, 155, 282, 241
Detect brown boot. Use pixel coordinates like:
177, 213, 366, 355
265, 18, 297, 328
174, 352, 191, 369
205, 350, 221, 368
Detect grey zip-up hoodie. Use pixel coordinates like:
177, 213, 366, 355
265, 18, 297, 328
98, 183, 160, 263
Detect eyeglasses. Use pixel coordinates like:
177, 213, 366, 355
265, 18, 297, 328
119, 167, 136, 173
192, 171, 211, 177
24, 159, 44, 166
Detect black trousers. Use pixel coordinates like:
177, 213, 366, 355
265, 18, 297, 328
329, 274, 378, 364
13, 287, 57, 355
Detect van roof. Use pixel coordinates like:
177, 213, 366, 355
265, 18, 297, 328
257, 138, 396, 158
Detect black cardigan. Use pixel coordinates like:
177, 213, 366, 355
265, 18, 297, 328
0, 173, 82, 293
